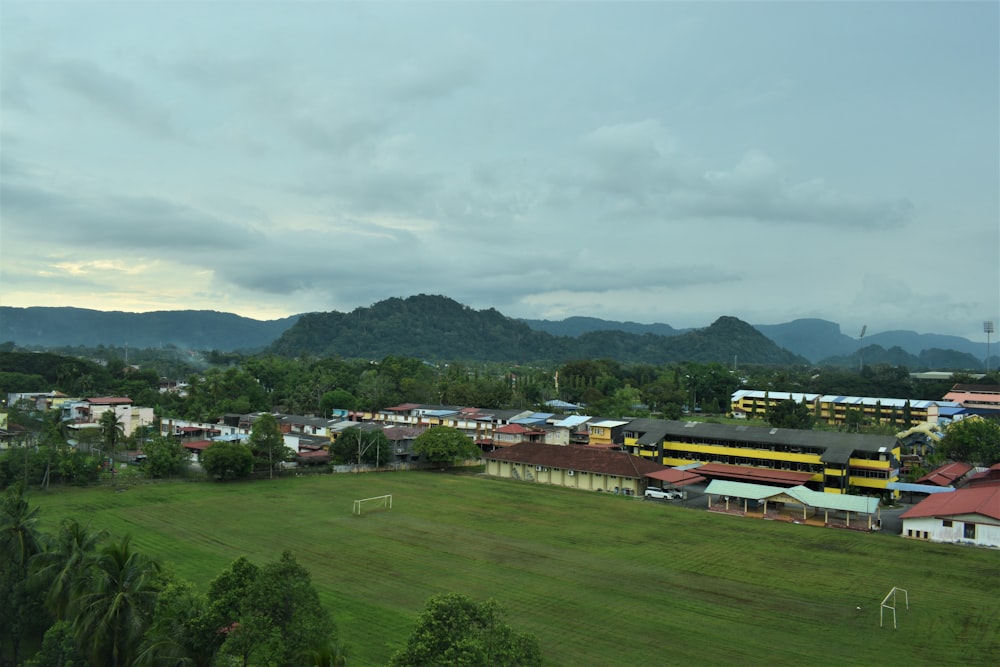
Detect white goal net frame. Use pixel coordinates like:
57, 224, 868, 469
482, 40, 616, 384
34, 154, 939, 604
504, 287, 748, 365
880, 587, 909, 629
353, 494, 392, 516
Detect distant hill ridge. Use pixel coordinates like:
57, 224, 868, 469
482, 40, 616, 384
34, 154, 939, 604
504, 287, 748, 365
0, 306, 299, 351
1, 298, 993, 368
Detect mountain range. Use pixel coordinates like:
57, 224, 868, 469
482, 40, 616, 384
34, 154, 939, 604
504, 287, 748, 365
1, 298, 995, 369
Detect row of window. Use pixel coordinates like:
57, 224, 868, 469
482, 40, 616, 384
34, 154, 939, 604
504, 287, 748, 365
908, 522, 976, 539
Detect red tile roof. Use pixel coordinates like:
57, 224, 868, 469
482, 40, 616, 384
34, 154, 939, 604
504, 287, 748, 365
485, 442, 666, 479
915, 462, 973, 487
182, 440, 213, 451
900, 485, 1000, 522
646, 468, 707, 486
691, 463, 814, 486
495, 424, 532, 434
86, 396, 133, 405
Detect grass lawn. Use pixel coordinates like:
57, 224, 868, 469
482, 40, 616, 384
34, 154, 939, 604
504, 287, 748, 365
28, 472, 1000, 667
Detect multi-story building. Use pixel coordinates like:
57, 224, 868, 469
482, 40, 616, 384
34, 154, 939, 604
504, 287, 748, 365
730, 389, 957, 427
63, 396, 155, 437
942, 384, 1000, 415
621, 418, 901, 497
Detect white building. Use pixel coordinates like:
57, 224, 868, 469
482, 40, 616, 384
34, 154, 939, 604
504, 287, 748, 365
900, 485, 1000, 548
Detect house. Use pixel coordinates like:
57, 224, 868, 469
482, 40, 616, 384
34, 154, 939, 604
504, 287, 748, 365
484, 441, 669, 496
586, 419, 629, 447
899, 485, 1000, 547
62, 396, 155, 438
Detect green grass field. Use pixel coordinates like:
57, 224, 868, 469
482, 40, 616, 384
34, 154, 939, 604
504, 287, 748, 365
27, 472, 1000, 667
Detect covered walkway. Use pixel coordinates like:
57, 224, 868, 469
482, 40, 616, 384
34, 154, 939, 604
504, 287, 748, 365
704, 480, 881, 531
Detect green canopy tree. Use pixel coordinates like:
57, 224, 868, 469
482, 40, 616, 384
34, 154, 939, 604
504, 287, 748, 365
412, 426, 480, 466
248, 413, 292, 478
940, 417, 1000, 466
142, 435, 190, 479
389, 592, 541, 667
99, 410, 125, 464
766, 398, 815, 430
332, 427, 392, 467
201, 441, 253, 481
208, 552, 337, 667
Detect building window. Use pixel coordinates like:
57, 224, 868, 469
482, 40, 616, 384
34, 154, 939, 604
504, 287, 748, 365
964, 523, 976, 540
942, 519, 952, 528
907, 529, 912, 537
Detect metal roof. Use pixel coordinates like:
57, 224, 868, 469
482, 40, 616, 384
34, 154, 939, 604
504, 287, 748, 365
553, 415, 591, 428
885, 482, 956, 495
627, 419, 898, 455
704, 480, 880, 514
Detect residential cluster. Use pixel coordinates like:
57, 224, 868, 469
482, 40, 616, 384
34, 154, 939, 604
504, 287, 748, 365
4, 383, 999, 549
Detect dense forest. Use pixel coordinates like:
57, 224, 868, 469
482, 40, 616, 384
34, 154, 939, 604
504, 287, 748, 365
4, 297, 995, 369
3, 343, 994, 437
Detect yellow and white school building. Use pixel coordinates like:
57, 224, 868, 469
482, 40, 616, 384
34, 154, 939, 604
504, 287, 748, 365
621, 418, 901, 497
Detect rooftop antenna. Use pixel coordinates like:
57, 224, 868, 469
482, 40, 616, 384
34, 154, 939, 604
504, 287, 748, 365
858, 325, 867, 371
986, 321, 994, 373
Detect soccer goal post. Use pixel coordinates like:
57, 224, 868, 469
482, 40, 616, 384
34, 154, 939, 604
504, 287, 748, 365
353, 494, 392, 515
880, 587, 909, 629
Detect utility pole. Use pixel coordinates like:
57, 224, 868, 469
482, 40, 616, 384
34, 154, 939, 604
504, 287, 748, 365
858, 325, 867, 372
986, 321, 994, 373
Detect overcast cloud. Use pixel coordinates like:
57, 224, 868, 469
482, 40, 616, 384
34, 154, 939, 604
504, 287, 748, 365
1, 1, 997, 341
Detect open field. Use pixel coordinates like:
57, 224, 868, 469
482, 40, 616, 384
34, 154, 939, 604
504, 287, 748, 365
28, 472, 1000, 667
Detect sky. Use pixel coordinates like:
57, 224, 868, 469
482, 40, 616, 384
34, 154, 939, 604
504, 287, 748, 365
1, 1, 998, 342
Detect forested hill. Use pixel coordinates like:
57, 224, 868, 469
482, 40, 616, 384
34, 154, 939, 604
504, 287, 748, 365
267, 295, 806, 365
0, 307, 299, 351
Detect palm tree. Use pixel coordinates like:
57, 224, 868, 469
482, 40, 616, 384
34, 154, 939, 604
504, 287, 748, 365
0, 483, 42, 568
99, 410, 125, 469
72, 534, 162, 667
0, 484, 46, 664
31, 518, 107, 621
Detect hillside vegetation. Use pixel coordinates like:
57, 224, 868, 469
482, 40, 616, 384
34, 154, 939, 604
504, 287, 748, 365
2, 298, 992, 368
268, 295, 806, 365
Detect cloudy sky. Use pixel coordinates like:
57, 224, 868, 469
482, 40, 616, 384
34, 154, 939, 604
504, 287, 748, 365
2, 1, 997, 341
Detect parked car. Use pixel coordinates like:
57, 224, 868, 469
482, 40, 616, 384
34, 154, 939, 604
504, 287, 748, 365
645, 488, 684, 500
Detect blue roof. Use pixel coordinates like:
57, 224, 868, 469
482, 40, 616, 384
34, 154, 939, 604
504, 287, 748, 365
886, 482, 956, 494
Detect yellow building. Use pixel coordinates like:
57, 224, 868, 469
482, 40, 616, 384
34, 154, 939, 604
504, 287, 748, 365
621, 418, 901, 497
730, 390, 945, 428
484, 441, 667, 496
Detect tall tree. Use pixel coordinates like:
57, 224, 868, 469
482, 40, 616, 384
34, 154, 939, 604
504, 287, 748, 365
208, 552, 337, 667
248, 413, 291, 479
412, 427, 480, 466
389, 592, 541, 667
766, 399, 815, 430
0, 484, 48, 664
940, 417, 1000, 466
72, 534, 162, 667
99, 409, 125, 464
32, 518, 108, 622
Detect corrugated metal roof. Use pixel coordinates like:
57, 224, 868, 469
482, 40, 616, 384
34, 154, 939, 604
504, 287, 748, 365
704, 480, 880, 514
900, 485, 1000, 521
554, 415, 591, 427
886, 482, 956, 494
